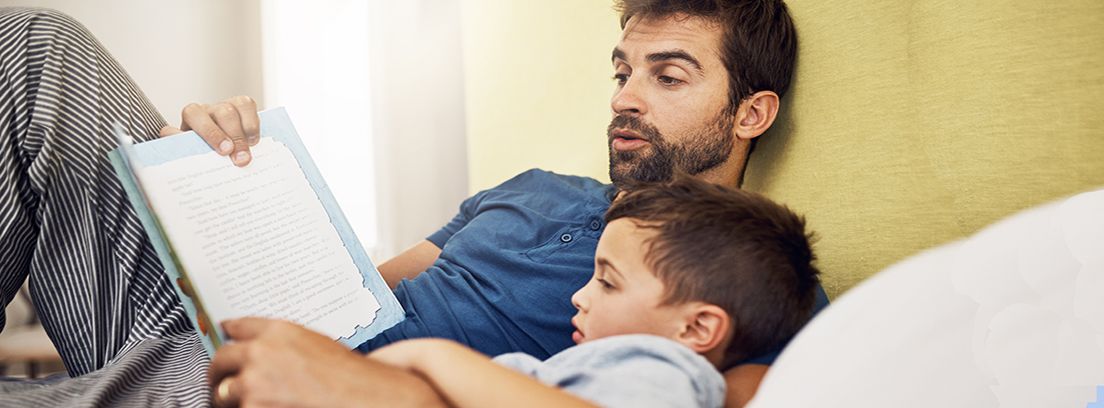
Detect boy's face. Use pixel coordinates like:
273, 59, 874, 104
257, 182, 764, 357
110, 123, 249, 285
570, 218, 687, 344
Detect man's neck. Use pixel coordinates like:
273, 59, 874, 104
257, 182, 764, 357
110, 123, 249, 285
611, 169, 745, 203
696, 166, 743, 190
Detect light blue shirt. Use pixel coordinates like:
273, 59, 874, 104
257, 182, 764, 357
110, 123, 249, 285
493, 334, 726, 408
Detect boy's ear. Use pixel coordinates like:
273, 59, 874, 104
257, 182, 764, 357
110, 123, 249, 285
733, 90, 780, 141
676, 304, 731, 355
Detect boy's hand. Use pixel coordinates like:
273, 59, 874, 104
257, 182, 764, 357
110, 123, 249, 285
208, 318, 445, 408
159, 96, 260, 167
369, 338, 457, 370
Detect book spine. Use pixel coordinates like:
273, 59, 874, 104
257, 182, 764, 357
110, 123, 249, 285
107, 150, 221, 358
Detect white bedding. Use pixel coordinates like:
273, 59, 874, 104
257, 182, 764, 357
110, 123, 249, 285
749, 187, 1104, 408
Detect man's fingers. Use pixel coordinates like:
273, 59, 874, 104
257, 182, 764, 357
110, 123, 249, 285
213, 376, 241, 408
210, 102, 253, 167
177, 96, 260, 167
209, 342, 246, 388
209, 343, 247, 408
230, 96, 261, 146
221, 317, 277, 342
159, 125, 182, 138
181, 103, 235, 156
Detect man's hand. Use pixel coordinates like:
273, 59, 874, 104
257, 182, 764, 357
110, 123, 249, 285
723, 363, 769, 408
208, 317, 445, 408
160, 96, 260, 167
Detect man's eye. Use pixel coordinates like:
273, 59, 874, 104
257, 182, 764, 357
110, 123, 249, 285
657, 75, 683, 86
612, 73, 629, 85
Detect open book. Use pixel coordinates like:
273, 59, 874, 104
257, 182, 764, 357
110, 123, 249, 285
108, 108, 404, 357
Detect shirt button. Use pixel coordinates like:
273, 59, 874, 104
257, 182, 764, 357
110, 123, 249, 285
560, 233, 573, 243
589, 219, 602, 230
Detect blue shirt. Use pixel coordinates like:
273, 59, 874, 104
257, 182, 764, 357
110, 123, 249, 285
358, 169, 829, 362
494, 334, 726, 408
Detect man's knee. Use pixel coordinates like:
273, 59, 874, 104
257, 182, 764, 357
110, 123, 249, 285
1, 7, 96, 41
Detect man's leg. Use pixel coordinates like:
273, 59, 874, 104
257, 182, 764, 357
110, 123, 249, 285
0, 335, 210, 407
0, 7, 193, 376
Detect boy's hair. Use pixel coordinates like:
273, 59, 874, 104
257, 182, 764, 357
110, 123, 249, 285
614, 0, 798, 111
605, 175, 819, 368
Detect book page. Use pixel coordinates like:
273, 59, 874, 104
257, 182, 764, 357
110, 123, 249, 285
136, 138, 380, 340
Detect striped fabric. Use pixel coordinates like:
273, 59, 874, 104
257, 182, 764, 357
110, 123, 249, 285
0, 336, 208, 406
0, 7, 209, 406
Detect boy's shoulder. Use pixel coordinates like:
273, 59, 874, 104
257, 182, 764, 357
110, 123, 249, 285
495, 335, 726, 407
495, 334, 712, 374
548, 334, 709, 368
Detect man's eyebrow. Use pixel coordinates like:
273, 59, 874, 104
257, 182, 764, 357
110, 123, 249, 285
611, 47, 626, 63
648, 50, 704, 74
611, 47, 705, 75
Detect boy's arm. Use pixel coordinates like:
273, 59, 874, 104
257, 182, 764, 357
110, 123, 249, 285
371, 339, 597, 408
377, 240, 442, 288
723, 364, 769, 408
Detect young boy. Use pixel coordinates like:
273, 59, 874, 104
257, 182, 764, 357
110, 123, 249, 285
369, 176, 821, 407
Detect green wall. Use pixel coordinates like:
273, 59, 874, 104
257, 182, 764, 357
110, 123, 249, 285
461, 0, 620, 193
462, 1, 1104, 298
745, 0, 1104, 297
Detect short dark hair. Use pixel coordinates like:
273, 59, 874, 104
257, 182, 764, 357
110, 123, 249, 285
605, 175, 819, 368
614, 0, 799, 110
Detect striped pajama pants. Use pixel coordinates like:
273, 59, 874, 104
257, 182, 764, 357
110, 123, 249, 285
0, 8, 210, 406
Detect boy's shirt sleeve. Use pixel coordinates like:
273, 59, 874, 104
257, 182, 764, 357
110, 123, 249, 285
493, 335, 726, 408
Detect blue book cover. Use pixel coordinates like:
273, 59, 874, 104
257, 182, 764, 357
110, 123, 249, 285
107, 107, 404, 357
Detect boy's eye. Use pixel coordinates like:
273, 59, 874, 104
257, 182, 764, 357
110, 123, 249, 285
596, 278, 615, 290
612, 73, 629, 85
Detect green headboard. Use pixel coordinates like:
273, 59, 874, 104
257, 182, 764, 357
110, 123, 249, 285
744, 1, 1104, 298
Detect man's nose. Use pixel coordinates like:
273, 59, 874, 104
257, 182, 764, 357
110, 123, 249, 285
611, 78, 645, 116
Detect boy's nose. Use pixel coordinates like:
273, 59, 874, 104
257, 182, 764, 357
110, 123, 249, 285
570, 288, 587, 311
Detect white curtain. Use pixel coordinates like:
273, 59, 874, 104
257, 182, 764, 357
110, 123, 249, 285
261, 0, 468, 260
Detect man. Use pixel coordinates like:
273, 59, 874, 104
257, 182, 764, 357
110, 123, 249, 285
211, 2, 826, 406
0, 1, 822, 406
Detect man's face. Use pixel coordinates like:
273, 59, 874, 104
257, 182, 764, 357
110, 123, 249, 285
608, 14, 735, 188
570, 218, 685, 344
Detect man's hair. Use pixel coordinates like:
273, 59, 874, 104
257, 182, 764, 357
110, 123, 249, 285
605, 175, 819, 368
614, 0, 798, 110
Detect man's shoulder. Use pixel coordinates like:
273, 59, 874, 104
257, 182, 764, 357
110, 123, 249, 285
482, 169, 611, 200
496, 168, 607, 191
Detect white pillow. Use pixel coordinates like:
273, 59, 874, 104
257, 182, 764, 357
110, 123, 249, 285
748, 188, 1104, 408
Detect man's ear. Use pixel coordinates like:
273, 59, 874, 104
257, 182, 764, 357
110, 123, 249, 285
676, 304, 731, 354
733, 91, 780, 141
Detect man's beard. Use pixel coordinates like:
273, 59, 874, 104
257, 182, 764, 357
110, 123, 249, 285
607, 111, 735, 189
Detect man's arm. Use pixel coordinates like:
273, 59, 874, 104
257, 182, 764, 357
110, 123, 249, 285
371, 339, 597, 408
378, 240, 442, 288
723, 364, 769, 408
211, 318, 446, 408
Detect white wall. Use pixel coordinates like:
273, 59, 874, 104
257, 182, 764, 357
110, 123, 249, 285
0, 0, 469, 260
363, 1, 469, 258
0, 0, 264, 122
